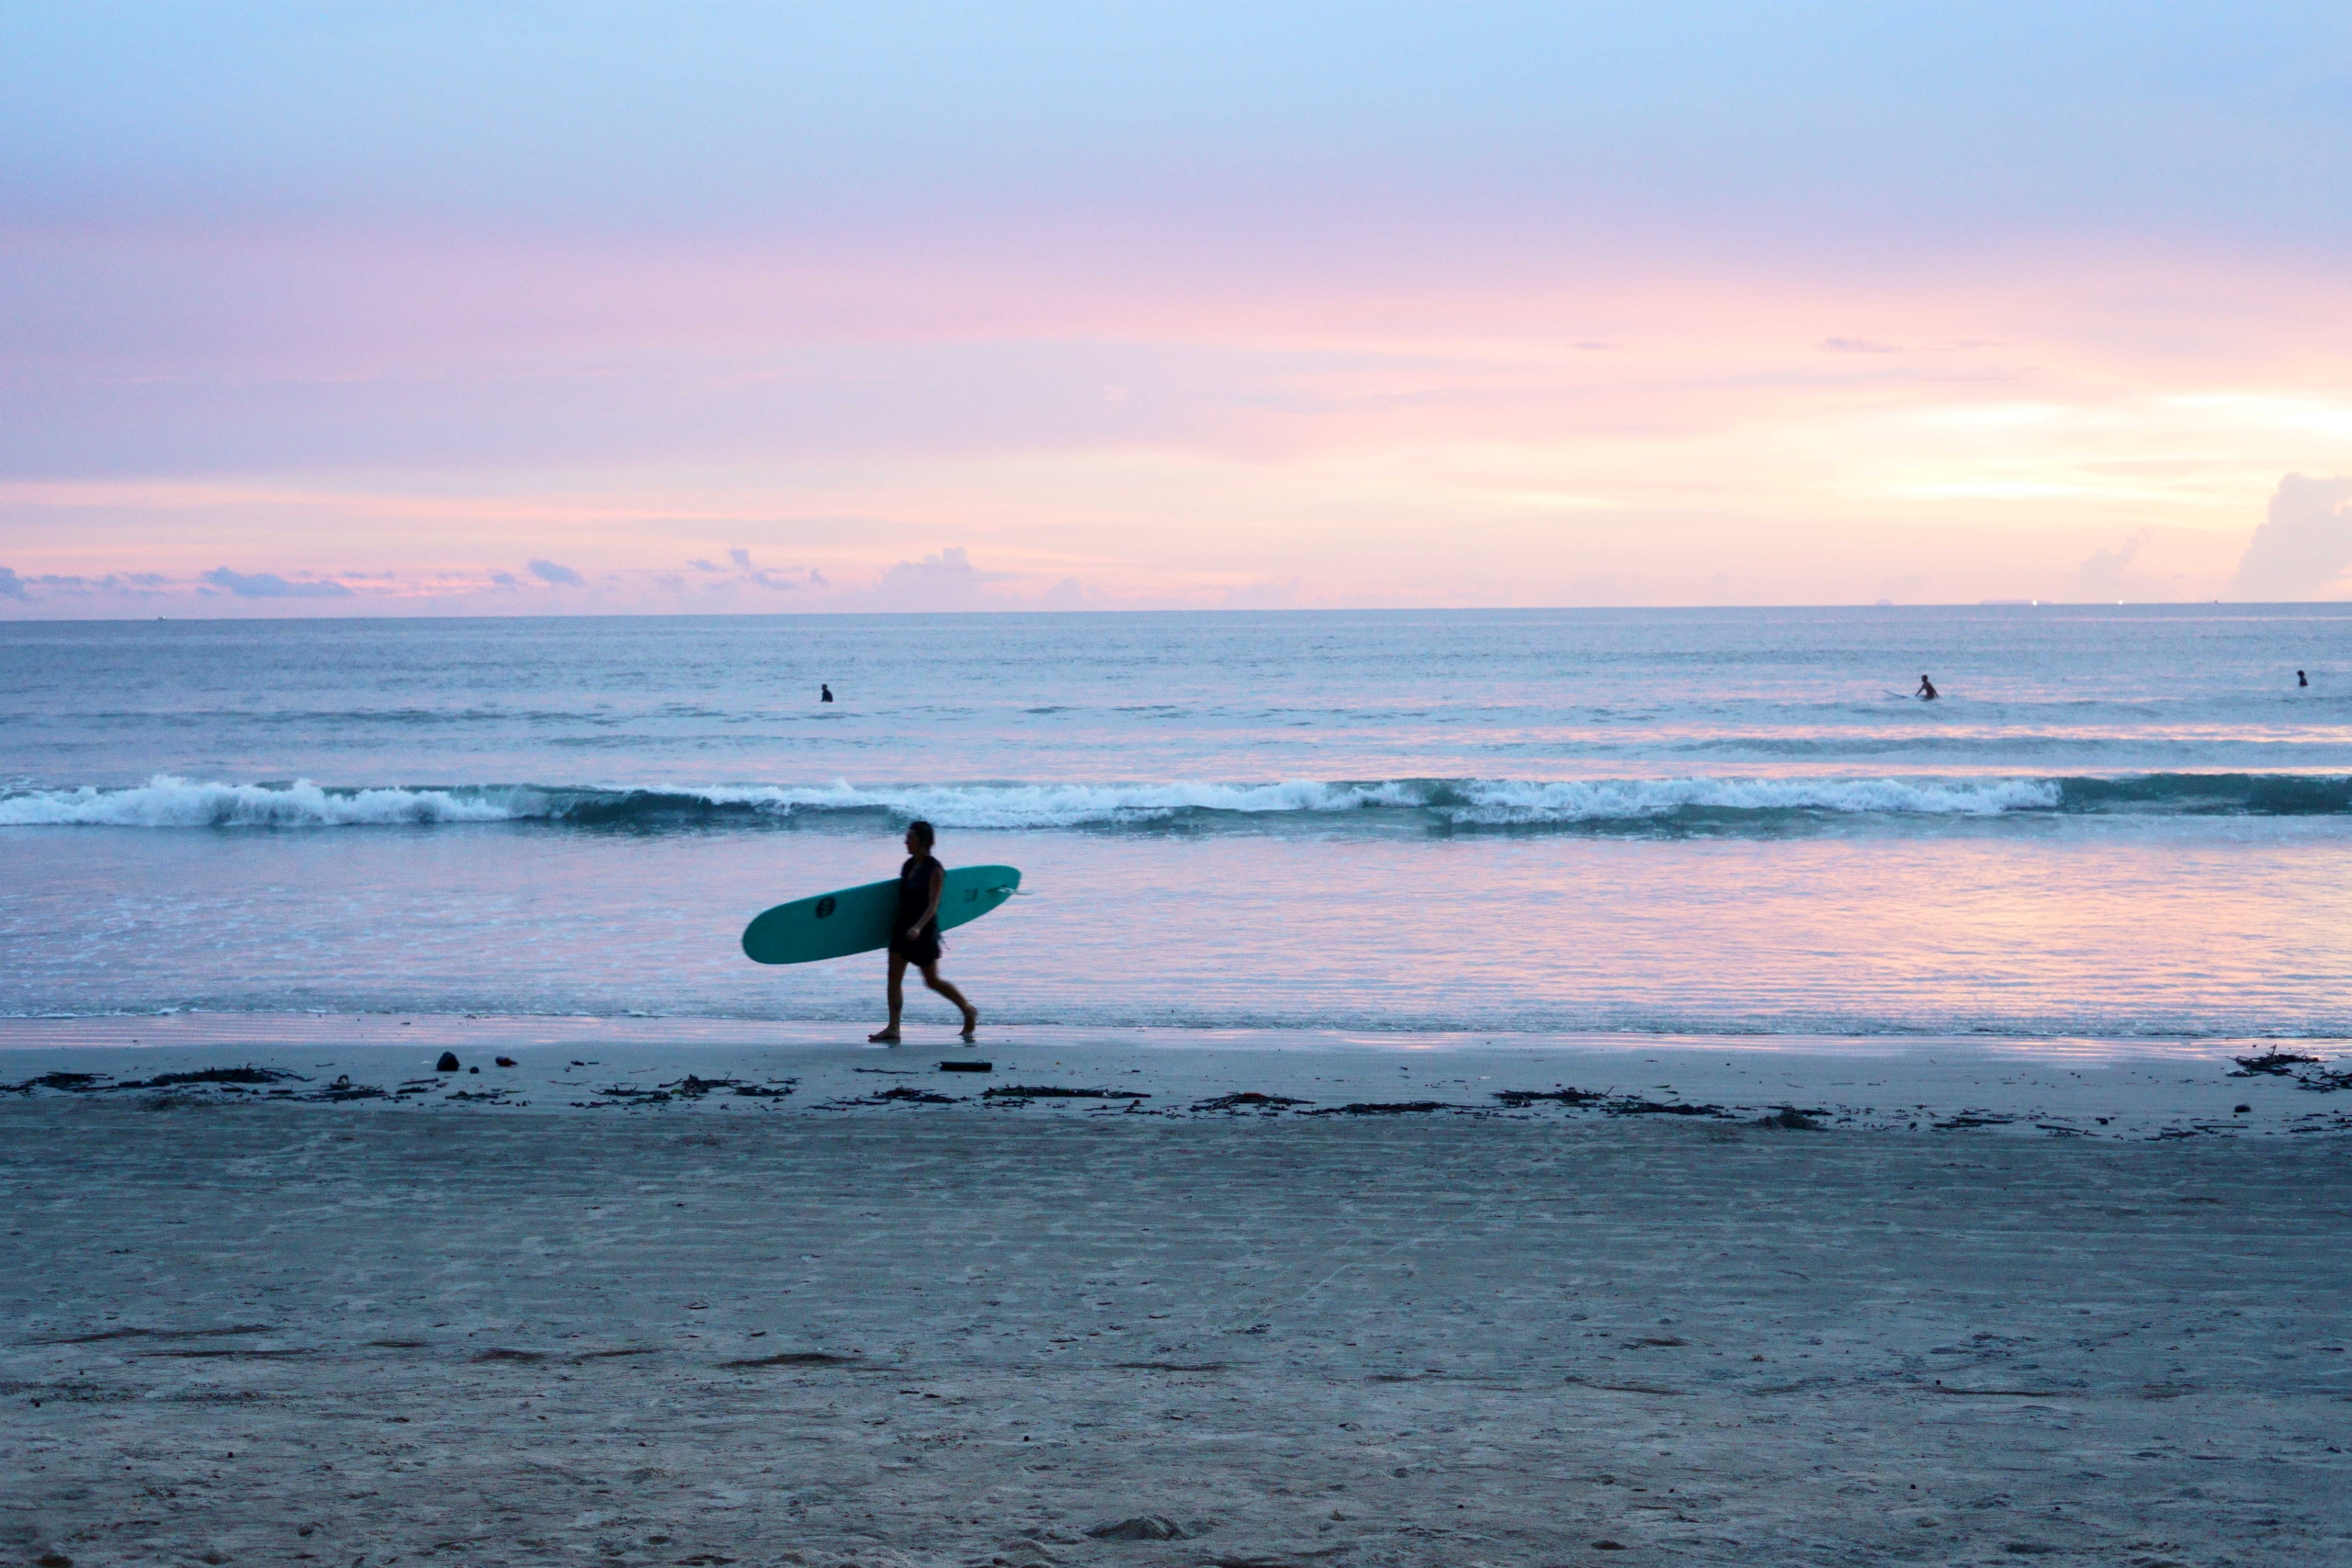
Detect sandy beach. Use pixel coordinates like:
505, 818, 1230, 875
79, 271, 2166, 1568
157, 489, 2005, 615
6, 1022, 2350, 1567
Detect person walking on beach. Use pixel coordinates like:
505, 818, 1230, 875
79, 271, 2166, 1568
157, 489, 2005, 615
1916, 674, 1939, 701
868, 819, 979, 1044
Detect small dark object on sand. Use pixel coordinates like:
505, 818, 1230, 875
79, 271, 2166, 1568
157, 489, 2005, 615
126, 1066, 303, 1090
6, 1066, 309, 1095
47, 1324, 272, 1345
1192, 1091, 1313, 1111
494, 1056, 517, 1067
2230, 1051, 2322, 1077
1604, 1098, 1733, 1119
2, 1071, 108, 1095
666, 1074, 792, 1100
860, 1086, 962, 1105
435, 1052, 460, 1072
2234, 1104, 2252, 1113
983, 1084, 1148, 1100
582, 1075, 794, 1106
1307, 1100, 1453, 1116
1494, 1088, 1607, 1108
722, 1350, 864, 1369
941, 1060, 992, 1072
1758, 1107, 1825, 1130
472, 1348, 549, 1363
1086, 1516, 1187, 1541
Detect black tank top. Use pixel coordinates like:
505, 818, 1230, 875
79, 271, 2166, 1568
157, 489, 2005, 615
896, 854, 942, 936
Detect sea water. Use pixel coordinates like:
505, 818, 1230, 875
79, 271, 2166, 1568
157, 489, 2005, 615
4, 605, 2349, 1038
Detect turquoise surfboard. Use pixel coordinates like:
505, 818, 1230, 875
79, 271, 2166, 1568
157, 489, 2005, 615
741, 864, 1022, 965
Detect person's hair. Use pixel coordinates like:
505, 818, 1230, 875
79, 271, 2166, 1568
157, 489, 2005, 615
906, 819, 935, 851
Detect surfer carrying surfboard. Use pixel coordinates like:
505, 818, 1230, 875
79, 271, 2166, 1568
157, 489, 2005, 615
867, 820, 980, 1044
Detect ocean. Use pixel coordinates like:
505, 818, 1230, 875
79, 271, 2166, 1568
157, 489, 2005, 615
5, 605, 2349, 1040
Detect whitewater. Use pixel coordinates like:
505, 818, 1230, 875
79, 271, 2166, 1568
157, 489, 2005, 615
4, 605, 2350, 1037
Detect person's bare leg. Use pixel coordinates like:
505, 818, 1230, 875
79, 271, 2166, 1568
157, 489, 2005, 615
919, 962, 979, 1040
868, 952, 908, 1043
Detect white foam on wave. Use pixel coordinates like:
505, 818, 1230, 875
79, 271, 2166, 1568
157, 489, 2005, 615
0, 775, 528, 827
697, 774, 2063, 827
1433, 775, 2063, 826
0, 773, 2065, 829
702, 778, 1425, 828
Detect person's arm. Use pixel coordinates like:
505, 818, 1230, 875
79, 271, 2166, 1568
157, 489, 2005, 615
910, 863, 945, 939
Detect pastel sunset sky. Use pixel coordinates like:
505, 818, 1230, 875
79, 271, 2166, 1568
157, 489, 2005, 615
4, 3, 2349, 615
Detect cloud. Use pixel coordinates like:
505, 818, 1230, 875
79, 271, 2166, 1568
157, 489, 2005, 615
200, 567, 353, 598
2075, 528, 2154, 598
2229, 475, 2352, 601
0, 567, 25, 600
865, 546, 1012, 610
1219, 575, 1305, 609
687, 558, 726, 572
527, 558, 585, 586
729, 547, 753, 569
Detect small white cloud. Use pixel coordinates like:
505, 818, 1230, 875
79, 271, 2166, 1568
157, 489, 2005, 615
2229, 474, 2352, 600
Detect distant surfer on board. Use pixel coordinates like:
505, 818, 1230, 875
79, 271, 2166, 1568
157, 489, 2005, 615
867, 819, 979, 1044
820, 683, 834, 703
1916, 674, 1939, 701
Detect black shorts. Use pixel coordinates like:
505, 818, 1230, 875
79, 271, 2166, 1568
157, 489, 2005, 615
889, 931, 942, 965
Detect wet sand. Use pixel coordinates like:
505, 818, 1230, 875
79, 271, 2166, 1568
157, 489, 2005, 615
5, 1074, 2350, 1568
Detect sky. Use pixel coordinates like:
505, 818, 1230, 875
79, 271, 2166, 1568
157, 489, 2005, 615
3, 2, 2350, 616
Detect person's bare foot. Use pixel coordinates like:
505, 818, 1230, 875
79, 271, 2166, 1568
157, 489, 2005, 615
866, 1029, 899, 1044
959, 1010, 978, 1042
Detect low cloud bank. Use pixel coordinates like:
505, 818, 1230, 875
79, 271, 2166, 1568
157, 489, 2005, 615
200, 567, 354, 599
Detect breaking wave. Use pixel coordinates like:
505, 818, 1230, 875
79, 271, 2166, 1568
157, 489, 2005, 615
6, 771, 2349, 832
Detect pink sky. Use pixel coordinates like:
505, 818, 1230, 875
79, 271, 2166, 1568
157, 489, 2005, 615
5, 6, 2348, 615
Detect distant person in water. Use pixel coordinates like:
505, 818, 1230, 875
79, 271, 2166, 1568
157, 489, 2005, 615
1917, 674, 1939, 701
2299, 670, 2309, 688
820, 683, 833, 703
868, 819, 978, 1044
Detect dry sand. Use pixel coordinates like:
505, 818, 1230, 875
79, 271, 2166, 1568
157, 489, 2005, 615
5, 1021, 2351, 1567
